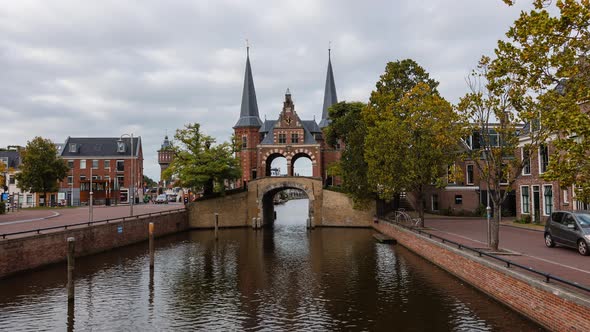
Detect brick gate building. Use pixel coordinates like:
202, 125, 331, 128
234, 48, 341, 187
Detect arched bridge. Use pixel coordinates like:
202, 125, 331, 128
248, 176, 323, 227
187, 176, 373, 229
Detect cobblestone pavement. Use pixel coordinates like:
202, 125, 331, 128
0, 203, 184, 237
423, 217, 590, 290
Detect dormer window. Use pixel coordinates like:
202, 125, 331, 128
69, 143, 77, 153
117, 141, 126, 153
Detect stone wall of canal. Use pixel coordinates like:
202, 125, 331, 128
0, 211, 188, 279
373, 220, 590, 331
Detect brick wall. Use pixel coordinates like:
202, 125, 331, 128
374, 221, 590, 331
188, 192, 249, 228
0, 211, 188, 279
321, 190, 373, 227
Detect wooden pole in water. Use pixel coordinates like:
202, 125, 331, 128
67, 237, 75, 302
252, 217, 256, 229
214, 213, 219, 240
149, 222, 155, 269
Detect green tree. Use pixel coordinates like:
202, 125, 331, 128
459, 57, 549, 250
15, 137, 68, 206
364, 59, 439, 125
163, 123, 241, 196
365, 72, 464, 227
495, 0, 590, 201
143, 175, 157, 188
324, 101, 371, 206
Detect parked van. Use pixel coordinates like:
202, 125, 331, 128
544, 211, 590, 256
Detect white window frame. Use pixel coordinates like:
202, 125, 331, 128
116, 160, 125, 172
563, 188, 569, 204
69, 143, 76, 152
543, 184, 553, 216
500, 164, 509, 185
521, 147, 531, 175
520, 185, 530, 214
92, 159, 99, 169
80, 160, 86, 169
447, 163, 456, 185
539, 145, 549, 174
466, 164, 474, 185
104, 160, 110, 169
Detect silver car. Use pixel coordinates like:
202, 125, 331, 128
544, 211, 590, 256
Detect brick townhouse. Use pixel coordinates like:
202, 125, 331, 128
512, 102, 590, 222
58, 137, 143, 206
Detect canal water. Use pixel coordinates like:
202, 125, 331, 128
0, 199, 543, 331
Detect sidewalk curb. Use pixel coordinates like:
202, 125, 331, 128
501, 223, 544, 233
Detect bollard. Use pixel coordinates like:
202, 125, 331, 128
310, 216, 315, 229
149, 222, 155, 269
256, 217, 261, 229
252, 217, 257, 229
214, 213, 219, 240
306, 218, 311, 229
67, 237, 75, 302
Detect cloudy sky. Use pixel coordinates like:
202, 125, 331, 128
0, 0, 534, 180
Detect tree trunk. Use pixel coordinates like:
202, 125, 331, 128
416, 189, 425, 228
490, 205, 501, 251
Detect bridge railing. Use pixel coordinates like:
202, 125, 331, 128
1, 208, 186, 240
383, 213, 590, 295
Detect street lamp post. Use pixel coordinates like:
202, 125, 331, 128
119, 133, 134, 216
89, 166, 93, 222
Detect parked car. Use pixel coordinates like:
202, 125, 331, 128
155, 194, 168, 204
544, 211, 590, 256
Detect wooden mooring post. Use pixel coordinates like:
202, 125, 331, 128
149, 222, 155, 270
214, 213, 219, 240
67, 237, 75, 302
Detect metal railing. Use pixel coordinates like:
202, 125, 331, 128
383, 215, 590, 294
1, 208, 186, 240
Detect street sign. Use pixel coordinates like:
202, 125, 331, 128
117, 225, 123, 234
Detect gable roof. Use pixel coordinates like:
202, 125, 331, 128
61, 137, 141, 158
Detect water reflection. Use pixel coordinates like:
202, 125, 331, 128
0, 199, 543, 331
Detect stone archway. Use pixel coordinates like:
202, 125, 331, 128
263, 151, 287, 177
247, 177, 323, 228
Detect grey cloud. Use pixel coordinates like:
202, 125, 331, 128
0, 0, 534, 180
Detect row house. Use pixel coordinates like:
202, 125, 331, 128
422, 127, 517, 216
0, 146, 41, 208
58, 137, 143, 206
514, 102, 590, 221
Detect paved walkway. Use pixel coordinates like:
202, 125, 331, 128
416, 217, 590, 291
0, 203, 184, 238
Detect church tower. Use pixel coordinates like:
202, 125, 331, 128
319, 49, 341, 185
319, 48, 338, 128
234, 47, 263, 187
157, 135, 173, 186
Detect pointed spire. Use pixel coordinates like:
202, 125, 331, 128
319, 47, 338, 128
234, 45, 262, 128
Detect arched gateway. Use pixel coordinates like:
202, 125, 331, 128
247, 177, 323, 228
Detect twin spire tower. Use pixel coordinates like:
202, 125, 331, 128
233, 46, 340, 187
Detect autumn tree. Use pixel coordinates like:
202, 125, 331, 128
364, 60, 464, 226
15, 137, 68, 206
459, 56, 551, 250
324, 101, 371, 205
162, 123, 241, 196
496, 0, 590, 202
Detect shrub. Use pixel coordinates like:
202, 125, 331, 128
0, 201, 5, 214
